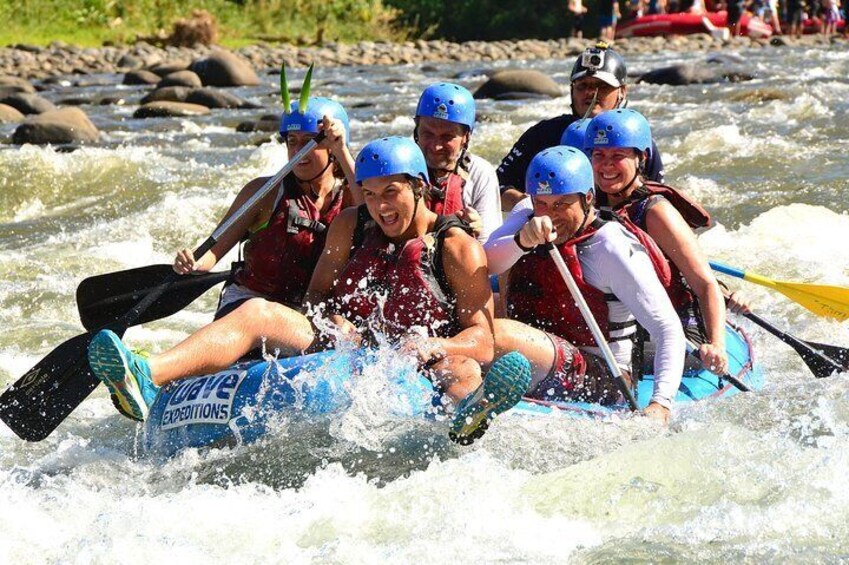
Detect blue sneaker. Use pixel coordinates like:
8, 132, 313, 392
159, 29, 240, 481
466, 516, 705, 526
88, 330, 159, 421
449, 351, 532, 445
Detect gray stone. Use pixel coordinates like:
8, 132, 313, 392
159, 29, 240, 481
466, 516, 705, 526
189, 50, 260, 87
12, 107, 99, 144
133, 101, 211, 118
0, 92, 57, 115
0, 103, 25, 123
123, 70, 161, 85
140, 86, 194, 105
159, 70, 202, 88
186, 87, 256, 109
473, 69, 561, 99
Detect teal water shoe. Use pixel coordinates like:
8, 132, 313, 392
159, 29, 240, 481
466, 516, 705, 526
449, 351, 532, 445
88, 330, 159, 421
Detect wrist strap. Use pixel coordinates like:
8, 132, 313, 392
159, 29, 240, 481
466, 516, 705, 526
514, 230, 535, 253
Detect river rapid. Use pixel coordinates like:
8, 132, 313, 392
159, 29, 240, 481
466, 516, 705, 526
2, 45, 849, 563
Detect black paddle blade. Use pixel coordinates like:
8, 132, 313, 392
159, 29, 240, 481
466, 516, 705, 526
0, 333, 100, 441
77, 265, 230, 331
787, 339, 846, 379
805, 340, 849, 371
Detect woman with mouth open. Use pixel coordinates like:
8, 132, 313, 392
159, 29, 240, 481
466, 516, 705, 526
87, 136, 531, 445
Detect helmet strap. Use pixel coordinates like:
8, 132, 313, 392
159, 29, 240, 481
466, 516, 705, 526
611, 167, 640, 199
298, 155, 334, 199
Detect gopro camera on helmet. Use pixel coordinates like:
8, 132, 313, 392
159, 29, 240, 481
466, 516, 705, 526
581, 48, 606, 71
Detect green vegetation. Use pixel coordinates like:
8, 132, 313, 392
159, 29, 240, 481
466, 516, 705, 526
0, 0, 405, 47
385, 0, 574, 41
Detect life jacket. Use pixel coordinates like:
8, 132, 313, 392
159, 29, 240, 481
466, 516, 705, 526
427, 171, 465, 216
618, 181, 711, 231
507, 217, 673, 347
332, 207, 467, 340
610, 181, 710, 321
234, 175, 343, 306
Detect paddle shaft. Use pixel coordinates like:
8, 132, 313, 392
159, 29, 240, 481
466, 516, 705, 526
741, 310, 844, 377
685, 339, 751, 392
546, 243, 639, 411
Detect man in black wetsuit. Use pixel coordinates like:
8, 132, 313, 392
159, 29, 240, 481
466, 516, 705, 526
497, 42, 665, 212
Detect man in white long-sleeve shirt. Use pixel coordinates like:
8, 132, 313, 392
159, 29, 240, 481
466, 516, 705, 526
484, 146, 685, 422
414, 82, 502, 242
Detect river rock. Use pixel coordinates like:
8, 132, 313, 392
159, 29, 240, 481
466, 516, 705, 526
637, 63, 755, 85
189, 50, 260, 87
123, 69, 161, 85
159, 70, 202, 88
186, 86, 255, 109
236, 114, 280, 133
117, 53, 143, 69
0, 103, 25, 123
473, 69, 561, 99
0, 92, 57, 114
149, 61, 191, 77
140, 86, 193, 104
133, 101, 211, 118
12, 107, 99, 144
0, 76, 36, 93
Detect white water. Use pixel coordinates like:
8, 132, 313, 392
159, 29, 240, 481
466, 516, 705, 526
2, 46, 849, 562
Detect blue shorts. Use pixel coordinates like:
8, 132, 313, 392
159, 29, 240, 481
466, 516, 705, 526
599, 14, 617, 28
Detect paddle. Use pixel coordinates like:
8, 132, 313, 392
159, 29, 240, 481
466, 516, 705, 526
0, 132, 326, 442
77, 265, 231, 332
740, 310, 847, 379
709, 261, 849, 322
685, 339, 751, 392
546, 243, 639, 411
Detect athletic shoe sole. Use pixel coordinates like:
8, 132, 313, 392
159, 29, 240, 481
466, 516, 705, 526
449, 351, 531, 445
88, 331, 148, 422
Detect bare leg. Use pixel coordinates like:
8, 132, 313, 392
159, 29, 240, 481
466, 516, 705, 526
148, 298, 316, 386
429, 355, 483, 402
493, 318, 556, 388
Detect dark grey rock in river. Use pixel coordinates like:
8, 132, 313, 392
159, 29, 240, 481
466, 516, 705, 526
12, 107, 99, 144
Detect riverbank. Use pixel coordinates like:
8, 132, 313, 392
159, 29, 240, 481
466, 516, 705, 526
2, 33, 845, 80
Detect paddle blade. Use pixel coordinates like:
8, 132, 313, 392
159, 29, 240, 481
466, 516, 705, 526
77, 265, 230, 332
0, 333, 100, 441
773, 280, 849, 322
804, 340, 849, 371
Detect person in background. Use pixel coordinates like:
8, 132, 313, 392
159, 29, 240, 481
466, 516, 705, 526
568, 0, 589, 37
497, 43, 664, 213
599, 0, 622, 40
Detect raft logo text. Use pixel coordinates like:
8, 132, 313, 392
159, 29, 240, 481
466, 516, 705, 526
160, 370, 246, 430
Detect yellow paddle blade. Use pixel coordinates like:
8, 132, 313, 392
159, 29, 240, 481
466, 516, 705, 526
744, 273, 849, 321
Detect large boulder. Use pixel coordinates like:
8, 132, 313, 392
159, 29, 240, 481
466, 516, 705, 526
473, 69, 561, 100
159, 70, 202, 88
133, 101, 211, 118
0, 92, 57, 115
12, 107, 99, 144
149, 61, 191, 77
140, 86, 194, 105
0, 103, 25, 123
189, 50, 260, 87
186, 87, 256, 109
637, 63, 755, 85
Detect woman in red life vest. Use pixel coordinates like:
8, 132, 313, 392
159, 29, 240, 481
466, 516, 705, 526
87, 136, 531, 444
586, 109, 729, 375
173, 97, 356, 319
485, 146, 685, 423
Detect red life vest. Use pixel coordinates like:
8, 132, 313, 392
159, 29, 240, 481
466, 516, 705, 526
234, 176, 343, 306
618, 181, 711, 231
612, 181, 710, 315
506, 217, 672, 347
427, 172, 465, 216
332, 208, 466, 340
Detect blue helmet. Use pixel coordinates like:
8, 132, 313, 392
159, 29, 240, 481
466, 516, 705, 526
525, 146, 594, 197
355, 136, 430, 185
279, 97, 350, 142
585, 109, 652, 154
415, 82, 476, 131
559, 119, 591, 151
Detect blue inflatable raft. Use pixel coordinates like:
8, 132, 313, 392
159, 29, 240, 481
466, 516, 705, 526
143, 324, 762, 456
